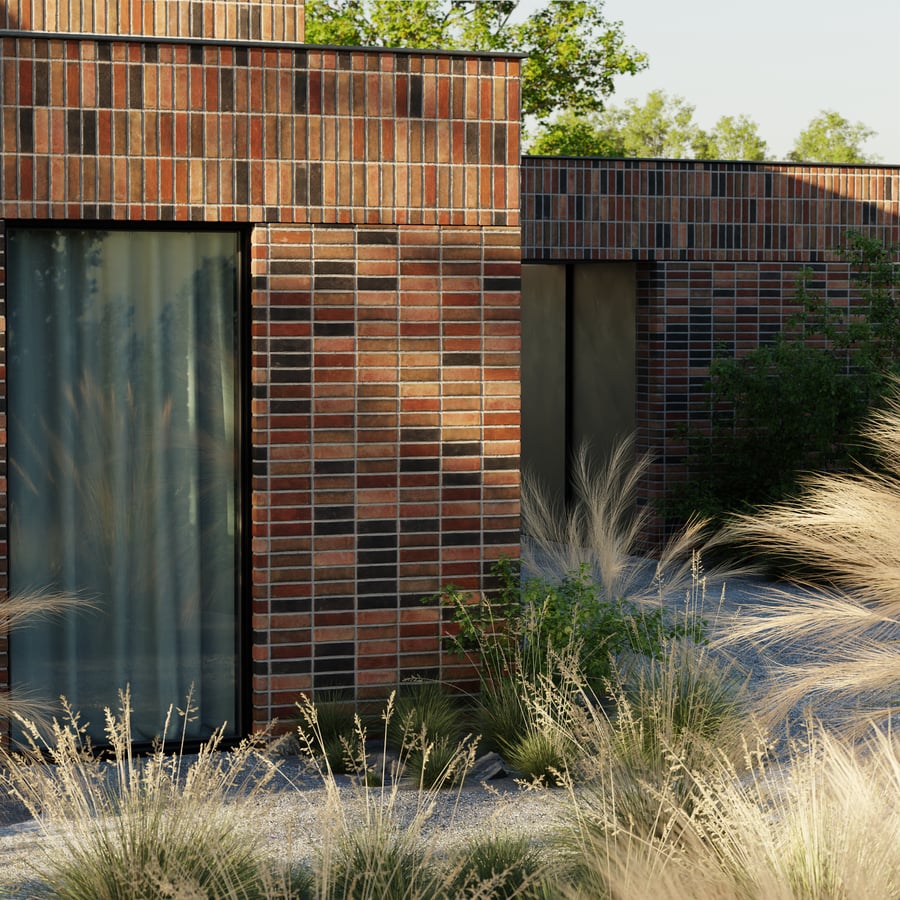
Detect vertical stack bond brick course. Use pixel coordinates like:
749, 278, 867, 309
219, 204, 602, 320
522, 157, 900, 542
1, 1, 305, 42
0, 10, 521, 727
1, 37, 519, 224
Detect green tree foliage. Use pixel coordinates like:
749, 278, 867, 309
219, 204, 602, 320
701, 114, 769, 161
671, 232, 900, 523
788, 110, 878, 163
303, 0, 647, 120
527, 108, 626, 156
605, 90, 706, 158
528, 92, 768, 160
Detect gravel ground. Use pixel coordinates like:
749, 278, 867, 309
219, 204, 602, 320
0, 756, 570, 896
0, 568, 886, 896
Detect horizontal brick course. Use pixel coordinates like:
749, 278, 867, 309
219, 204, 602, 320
522, 157, 898, 263
1, 36, 520, 225
2, 0, 305, 41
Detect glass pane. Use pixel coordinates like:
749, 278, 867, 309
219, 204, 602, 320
8, 228, 240, 743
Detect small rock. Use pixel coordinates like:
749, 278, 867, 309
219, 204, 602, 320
467, 751, 509, 782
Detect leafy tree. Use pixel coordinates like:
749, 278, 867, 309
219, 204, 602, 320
527, 108, 626, 156
606, 90, 707, 158
304, 0, 647, 120
528, 92, 769, 160
529, 90, 704, 158
788, 110, 878, 164
702, 114, 769, 161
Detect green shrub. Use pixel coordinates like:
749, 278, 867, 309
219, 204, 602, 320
672, 230, 900, 525
440, 557, 705, 695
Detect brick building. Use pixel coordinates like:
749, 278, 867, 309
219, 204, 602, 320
0, 1, 897, 742
520, 156, 899, 543
0, 0, 521, 740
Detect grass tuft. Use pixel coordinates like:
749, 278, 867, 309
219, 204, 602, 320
0, 686, 296, 899
445, 832, 550, 899
723, 377, 900, 732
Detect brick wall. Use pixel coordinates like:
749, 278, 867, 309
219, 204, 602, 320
250, 222, 520, 723
1, 0, 305, 42
522, 157, 900, 540
0, 21, 521, 727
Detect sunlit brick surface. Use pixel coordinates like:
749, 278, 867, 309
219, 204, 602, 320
0, 21, 521, 726
249, 223, 520, 722
1, 0, 304, 42
0, 37, 520, 225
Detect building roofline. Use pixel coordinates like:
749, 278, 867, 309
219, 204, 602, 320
522, 154, 900, 170
0, 29, 526, 60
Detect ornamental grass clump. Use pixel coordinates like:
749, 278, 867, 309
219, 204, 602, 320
552, 601, 754, 858
386, 681, 474, 789
520, 436, 722, 607
722, 378, 900, 733
0, 687, 299, 899
559, 722, 900, 900
439, 556, 709, 783
299, 690, 359, 775
0, 590, 87, 725
444, 832, 551, 899
295, 692, 481, 899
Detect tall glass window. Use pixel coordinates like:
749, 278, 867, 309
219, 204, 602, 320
8, 228, 241, 742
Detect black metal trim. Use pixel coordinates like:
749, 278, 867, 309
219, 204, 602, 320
2, 219, 253, 752
564, 263, 574, 509
0, 28, 525, 59
236, 225, 253, 743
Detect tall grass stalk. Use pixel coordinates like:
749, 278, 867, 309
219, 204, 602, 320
556, 623, 753, 852
723, 381, 900, 731
0, 687, 293, 898
0, 590, 87, 724
520, 436, 721, 606
295, 692, 480, 898
560, 702, 900, 897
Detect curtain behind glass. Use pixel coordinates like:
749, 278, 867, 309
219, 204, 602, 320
8, 228, 239, 743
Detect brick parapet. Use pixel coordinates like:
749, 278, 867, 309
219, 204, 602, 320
1, 0, 304, 42
0, 34, 521, 225
522, 156, 900, 263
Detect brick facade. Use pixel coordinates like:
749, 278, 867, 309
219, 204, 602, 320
0, 15, 521, 729
2, 3, 899, 735
522, 157, 900, 540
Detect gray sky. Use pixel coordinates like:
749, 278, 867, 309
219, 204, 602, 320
524, 0, 900, 163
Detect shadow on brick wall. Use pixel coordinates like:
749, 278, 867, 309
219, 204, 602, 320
520, 157, 900, 546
